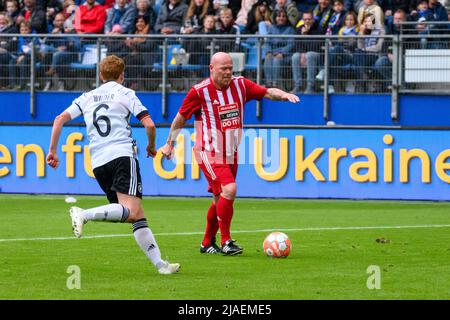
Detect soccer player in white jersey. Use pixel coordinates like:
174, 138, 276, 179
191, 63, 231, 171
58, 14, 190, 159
46, 55, 180, 275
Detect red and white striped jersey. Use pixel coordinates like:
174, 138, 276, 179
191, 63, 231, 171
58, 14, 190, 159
179, 76, 267, 162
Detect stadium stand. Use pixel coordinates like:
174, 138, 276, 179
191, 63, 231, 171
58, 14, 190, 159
0, 0, 449, 94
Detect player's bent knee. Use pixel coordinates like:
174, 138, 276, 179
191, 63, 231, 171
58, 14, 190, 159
221, 183, 237, 200
124, 205, 145, 222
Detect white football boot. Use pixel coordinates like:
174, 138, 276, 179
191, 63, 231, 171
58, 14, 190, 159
69, 206, 86, 238
158, 261, 181, 275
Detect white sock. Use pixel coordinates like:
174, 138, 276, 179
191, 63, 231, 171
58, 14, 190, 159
82, 204, 129, 222
132, 219, 166, 269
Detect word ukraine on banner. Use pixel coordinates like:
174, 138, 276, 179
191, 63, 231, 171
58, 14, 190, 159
0, 126, 449, 200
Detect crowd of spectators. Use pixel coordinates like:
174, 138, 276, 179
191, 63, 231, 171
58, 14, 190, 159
0, 0, 449, 91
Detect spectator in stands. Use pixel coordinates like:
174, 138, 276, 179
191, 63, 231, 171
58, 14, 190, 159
213, 0, 228, 17
46, 0, 63, 31
235, 0, 257, 30
412, 1, 449, 43
326, 0, 346, 35
311, 0, 333, 34
242, 0, 272, 34
263, 8, 295, 88
385, 7, 408, 34
382, 0, 411, 25
357, 0, 384, 27
61, 0, 76, 32
311, 0, 347, 85
302, 0, 333, 93
429, 0, 449, 21
9, 21, 40, 89
213, 0, 241, 19
123, 15, 154, 90
353, 13, 385, 92
182, 14, 216, 66
42, 12, 68, 72
290, 10, 318, 92
181, 0, 215, 34
410, 0, 434, 21
42, 12, 80, 91
105, 23, 127, 56
427, 0, 449, 34
270, 0, 299, 28
0, 11, 17, 89
216, 7, 241, 51
104, 0, 137, 34
74, 0, 107, 34
16, 0, 47, 33
327, 10, 359, 93
154, 0, 188, 34
373, 9, 411, 92
414, 16, 445, 48
0, 9, 16, 33
135, 0, 157, 32
5, 0, 20, 26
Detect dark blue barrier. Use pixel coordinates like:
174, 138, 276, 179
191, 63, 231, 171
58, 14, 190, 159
1, 92, 450, 126
329, 94, 392, 125
1, 125, 450, 200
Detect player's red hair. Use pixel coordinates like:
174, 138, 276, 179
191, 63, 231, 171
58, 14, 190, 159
100, 55, 125, 81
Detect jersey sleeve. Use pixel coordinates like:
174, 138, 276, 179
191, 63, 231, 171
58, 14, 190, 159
125, 90, 150, 121
178, 87, 202, 120
243, 78, 268, 101
65, 95, 84, 119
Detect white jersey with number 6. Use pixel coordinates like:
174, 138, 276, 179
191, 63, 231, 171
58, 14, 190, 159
64, 81, 149, 169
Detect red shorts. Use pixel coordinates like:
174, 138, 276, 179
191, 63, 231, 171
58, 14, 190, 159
196, 151, 238, 196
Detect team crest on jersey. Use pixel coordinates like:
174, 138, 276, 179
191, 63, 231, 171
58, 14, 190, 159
218, 103, 241, 130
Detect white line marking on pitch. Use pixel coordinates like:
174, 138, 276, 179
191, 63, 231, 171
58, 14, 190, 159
1, 224, 450, 243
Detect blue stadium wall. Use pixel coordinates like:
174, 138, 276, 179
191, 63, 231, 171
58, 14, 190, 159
1, 92, 450, 126
1, 92, 450, 200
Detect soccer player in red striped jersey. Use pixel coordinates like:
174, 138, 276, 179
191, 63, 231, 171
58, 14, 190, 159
161, 52, 300, 255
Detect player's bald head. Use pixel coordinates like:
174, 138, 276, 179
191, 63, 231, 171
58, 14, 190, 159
210, 52, 233, 89
210, 52, 232, 66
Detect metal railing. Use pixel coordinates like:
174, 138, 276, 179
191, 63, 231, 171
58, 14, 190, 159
398, 21, 450, 34
1, 33, 450, 120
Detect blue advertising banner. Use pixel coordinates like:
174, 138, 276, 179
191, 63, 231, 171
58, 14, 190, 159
1, 125, 449, 200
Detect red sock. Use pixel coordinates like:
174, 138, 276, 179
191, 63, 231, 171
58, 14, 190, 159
202, 203, 219, 246
216, 196, 234, 245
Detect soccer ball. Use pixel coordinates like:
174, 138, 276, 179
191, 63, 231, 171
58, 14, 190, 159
263, 232, 291, 258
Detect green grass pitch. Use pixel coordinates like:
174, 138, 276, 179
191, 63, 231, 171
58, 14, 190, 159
1, 194, 450, 300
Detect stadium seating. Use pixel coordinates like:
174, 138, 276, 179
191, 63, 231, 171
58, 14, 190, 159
152, 43, 203, 73
70, 44, 107, 71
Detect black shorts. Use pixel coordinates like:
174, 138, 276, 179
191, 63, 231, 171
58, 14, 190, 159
93, 156, 143, 203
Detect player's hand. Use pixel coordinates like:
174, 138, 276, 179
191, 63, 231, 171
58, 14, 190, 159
282, 92, 300, 103
46, 152, 59, 169
146, 145, 157, 158
160, 143, 174, 160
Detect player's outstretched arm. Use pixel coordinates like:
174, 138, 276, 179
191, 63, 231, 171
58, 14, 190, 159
264, 88, 300, 103
161, 112, 187, 160
47, 111, 72, 169
141, 116, 157, 158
